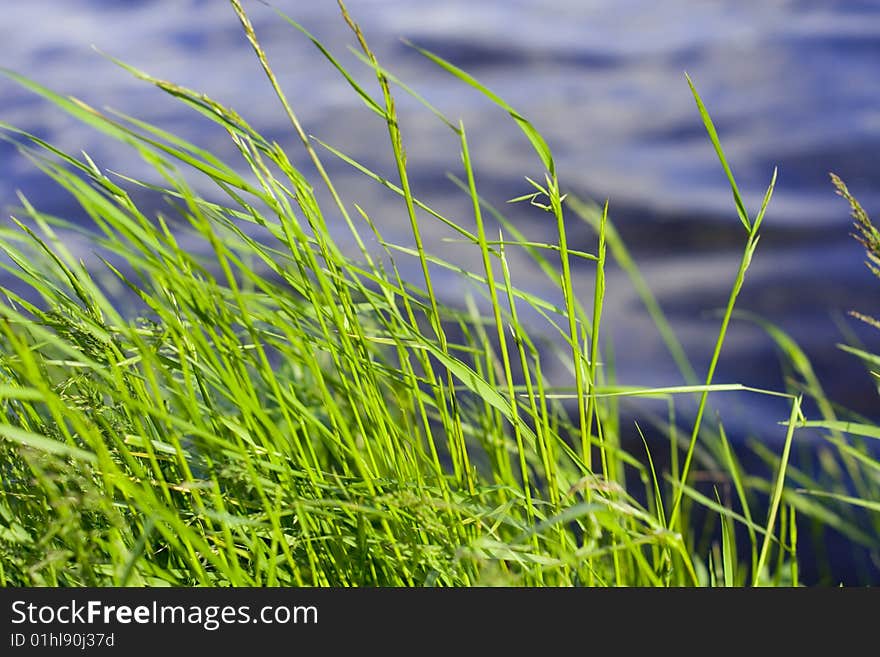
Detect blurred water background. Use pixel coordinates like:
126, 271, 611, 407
2, 0, 879, 579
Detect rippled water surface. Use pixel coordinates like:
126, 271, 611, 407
2, 1, 880, 576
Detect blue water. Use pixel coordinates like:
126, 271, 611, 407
2, 0, 880, 581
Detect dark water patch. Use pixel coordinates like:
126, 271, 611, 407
784, 32, 880, 59
88, 0, 160, 8
397, 35, 629, 71
588, 202, 856, 254
790, 0, 880, 13
630, 112, 742, 149
24, 44, 75, 67
395, 37, 532, 69
653, 258, 875, 322
758, 142, 880, 193
170, 27, 210, 51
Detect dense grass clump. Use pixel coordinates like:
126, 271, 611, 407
0, 1, 877, 586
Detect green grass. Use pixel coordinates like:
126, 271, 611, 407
0, 0, 878, 587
